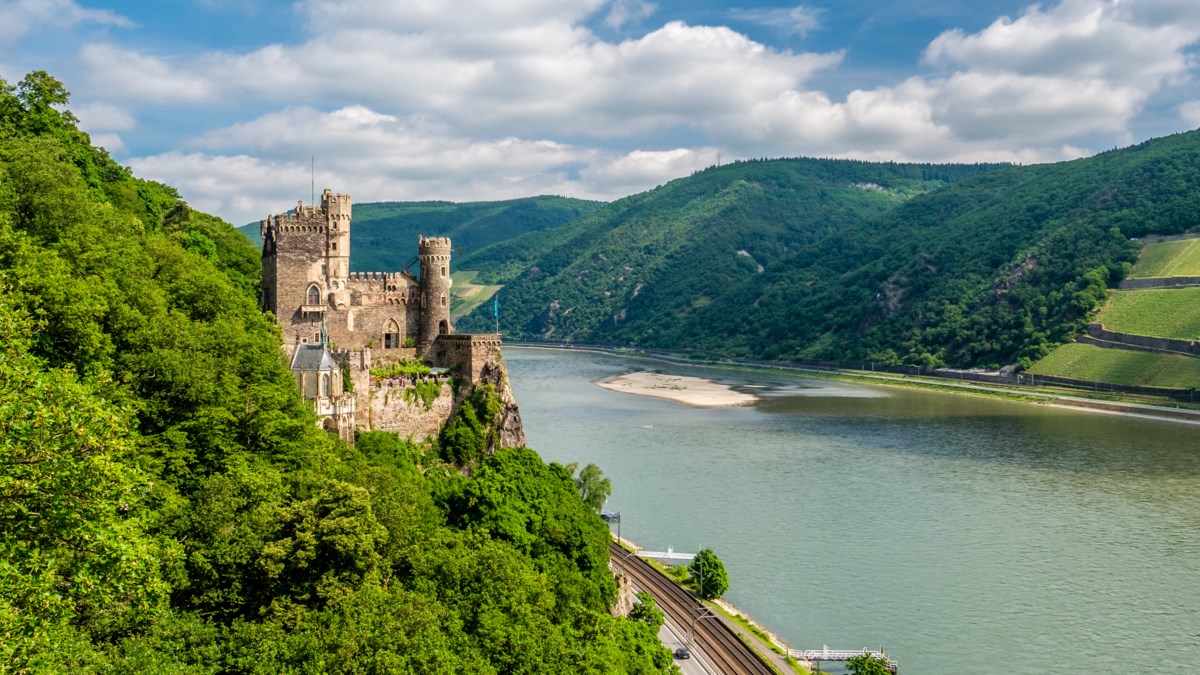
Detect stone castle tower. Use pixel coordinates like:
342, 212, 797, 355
417, 235, 453, 353
260, 189, 450, 354
260, 187, 522, 449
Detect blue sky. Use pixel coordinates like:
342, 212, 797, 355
2, 0, 1198, 224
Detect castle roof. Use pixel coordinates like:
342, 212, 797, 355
290, 344, 339, 373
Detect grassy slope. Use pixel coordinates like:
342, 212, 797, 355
1129, 238, 1200, 278
450, 270, 502, 321
1028, 343, 1200, 388
1100, 288, 1200, 339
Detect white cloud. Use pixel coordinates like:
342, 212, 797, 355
0, 0, 130, 46
79, 44, 213, 102
731, 6, 822, 37
73, 101, 134, 131
581, 147, 716, 194
924, 0, 1198, 84
604, 0, 656, 30
1181, 101, 1200, 128
89, 133, 126, 154
63, 0, 1200, 223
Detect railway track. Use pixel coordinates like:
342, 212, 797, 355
610, 541, 776, 675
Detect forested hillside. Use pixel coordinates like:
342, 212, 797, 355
0, 72, 672, 673
239, 196, 604, 272
460, 133, 1200, 368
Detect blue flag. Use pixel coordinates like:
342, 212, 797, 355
493, 296, 499, 318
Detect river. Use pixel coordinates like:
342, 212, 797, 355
503, 347, 1200, 675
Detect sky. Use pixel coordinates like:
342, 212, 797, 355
2, 0, 1199, 225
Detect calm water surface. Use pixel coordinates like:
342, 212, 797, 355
504, 347, 1200, 675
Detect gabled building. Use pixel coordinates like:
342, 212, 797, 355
289, 330, 356, 444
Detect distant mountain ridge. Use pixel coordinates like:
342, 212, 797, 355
238, 195, 604, 272
456, 131, 1200, 369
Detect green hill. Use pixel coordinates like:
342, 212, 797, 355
1, 71, 671, 673
460, 131, 1200, 369
1028, 343, 1200, 388
1029, 235, 1200, 389
1129, 237, 1200, 278
239, 196, 604, 272
1100, 288, 1200, 339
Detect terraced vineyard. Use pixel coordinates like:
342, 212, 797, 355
1100, 288, 1200, 339
1130, 237, 1200, 278
449, 270, 502, 321
1027, 343, 1200, 388
1031, 232, 1200, 389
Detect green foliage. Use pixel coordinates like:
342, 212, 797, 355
1129, 238, 1200, 278
629, 591, 665, 631
0, 70, 675, 673
0, 300, 168, 665
403, 378, 443, 410
341, 362, 354, 393
1028, 343, 1200, 388
574, 463, 612, 512
438, 383, 502, 465
370, 357, 431, 379
1100, 288, 1200, 339
846, 652, 893, 675
460, 134, 1200, 367
688, 548, 729, 600
442, 447, 618, 611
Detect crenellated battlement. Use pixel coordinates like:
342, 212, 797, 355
262, 188, 522, 449
260, 188, 352, 236
347, 271, 413, 282
418, 236, 452, 255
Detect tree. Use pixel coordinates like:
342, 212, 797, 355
846, 652, 893, 675
575, 463, 611, 512
688, 548, 729, 600
628, 592, 664, 630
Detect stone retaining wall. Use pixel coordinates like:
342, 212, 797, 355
1118, 276, 1200, 290
1086, 323, 1200, 356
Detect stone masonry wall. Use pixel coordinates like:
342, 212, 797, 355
430, 334, 502, 381
369, 380, 456, 441
269, 226, 328, 346
1086, 323, 1200, 355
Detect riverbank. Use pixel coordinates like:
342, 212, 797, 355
596, 371, 759, 407
508, 342, 1200, 426
612, 534, 811, 675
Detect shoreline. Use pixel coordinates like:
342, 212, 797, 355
611, 532, 812, 673
508, 343, 1200, 426
595, 371, 759, 407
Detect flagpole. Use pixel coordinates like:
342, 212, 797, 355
494, 295, 499, 335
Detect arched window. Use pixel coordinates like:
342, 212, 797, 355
320, 373, 329, 398
306, 284, 320, 305
384, 319, 400, 349
438, 320, 449, 335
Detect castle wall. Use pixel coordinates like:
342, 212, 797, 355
268, 226, 329, 345
430, 334, 502, 382
369, 380, 456, 441
263, 188, 523, 446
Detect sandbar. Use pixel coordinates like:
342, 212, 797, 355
596, 371, 759, 407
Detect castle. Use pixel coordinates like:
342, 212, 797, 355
260, 189, 522, 447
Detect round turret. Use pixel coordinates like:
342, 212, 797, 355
417, 236, 453, 354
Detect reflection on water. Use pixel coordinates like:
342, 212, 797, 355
505, 347, 1200, 675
